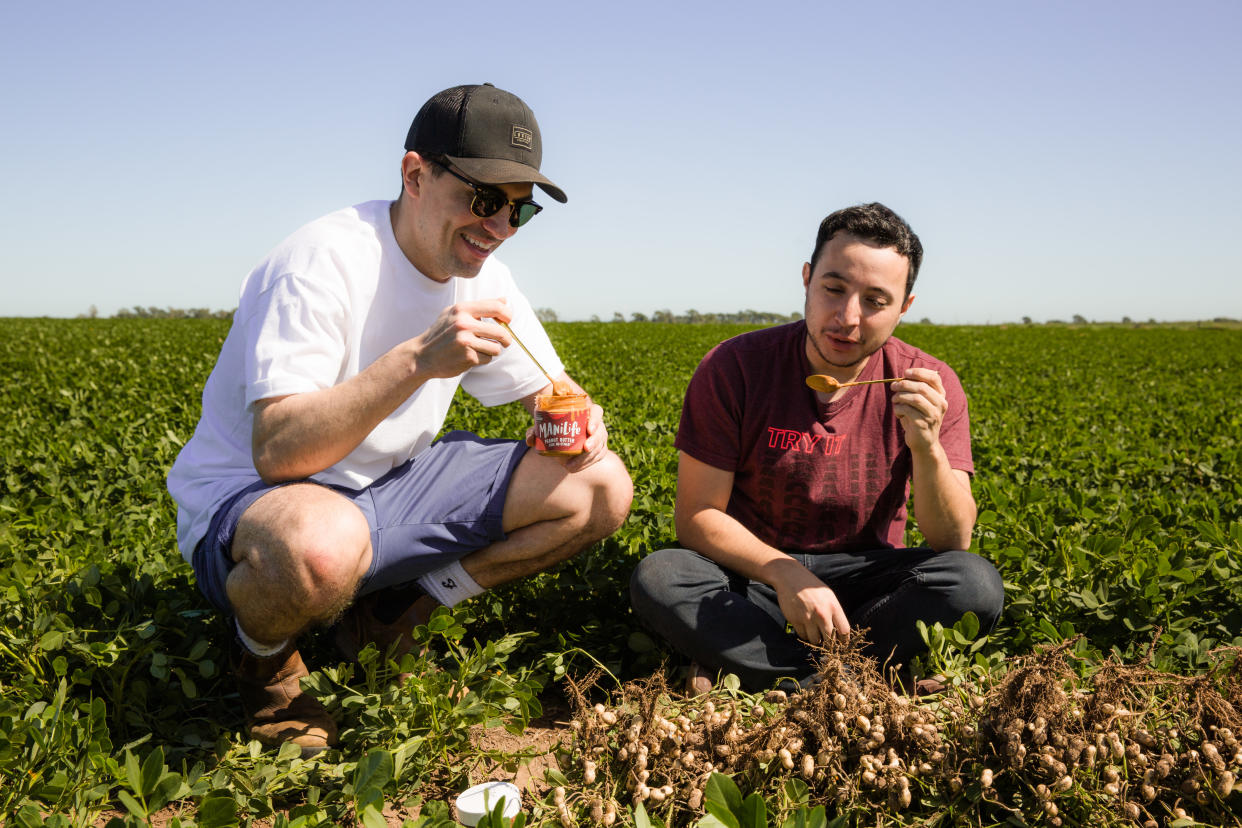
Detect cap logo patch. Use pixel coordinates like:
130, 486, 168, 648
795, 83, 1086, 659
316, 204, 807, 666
511, 125, 534, 151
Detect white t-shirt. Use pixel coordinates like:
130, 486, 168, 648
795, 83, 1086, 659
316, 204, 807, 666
167, 200, 563, 563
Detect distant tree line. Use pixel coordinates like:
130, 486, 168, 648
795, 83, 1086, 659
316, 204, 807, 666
80, 305, 1239, 328
78, 305, 235, 320
1021, 314, 1239, 326
85, 305, 800, 325
535, 308, 803, 325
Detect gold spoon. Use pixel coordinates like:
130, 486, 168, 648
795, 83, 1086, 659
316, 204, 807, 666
500, 321, 574, 395
805, 374, 902, 393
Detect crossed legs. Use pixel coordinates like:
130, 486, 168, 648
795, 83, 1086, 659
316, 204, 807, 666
630, 546, 1004, 693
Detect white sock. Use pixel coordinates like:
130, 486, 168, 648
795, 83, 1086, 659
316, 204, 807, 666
418, 560, 484, 607
235, 619, 288, 658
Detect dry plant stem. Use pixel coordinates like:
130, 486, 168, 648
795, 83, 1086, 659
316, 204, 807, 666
804, 375, 901, 393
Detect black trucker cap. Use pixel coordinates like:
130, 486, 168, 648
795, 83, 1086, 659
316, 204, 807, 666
404, 83, 567, 203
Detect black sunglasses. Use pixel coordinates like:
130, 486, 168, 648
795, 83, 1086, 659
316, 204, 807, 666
430, 159, 543, 228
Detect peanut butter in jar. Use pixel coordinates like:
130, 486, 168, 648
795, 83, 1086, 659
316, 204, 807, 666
534, 393, 590, 456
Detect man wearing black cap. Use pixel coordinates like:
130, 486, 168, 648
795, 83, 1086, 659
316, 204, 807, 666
167, 84, 633, 755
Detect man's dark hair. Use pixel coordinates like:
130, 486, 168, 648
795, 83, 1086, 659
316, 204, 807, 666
809, 203, 923, 298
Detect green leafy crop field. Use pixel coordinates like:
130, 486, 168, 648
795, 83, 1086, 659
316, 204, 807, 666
1, 318, 1239, 826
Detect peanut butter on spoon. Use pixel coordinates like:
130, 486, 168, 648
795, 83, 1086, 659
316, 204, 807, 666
805, 374, 902, 393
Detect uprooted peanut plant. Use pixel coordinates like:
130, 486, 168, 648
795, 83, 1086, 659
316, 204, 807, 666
559, 638, 1242, 827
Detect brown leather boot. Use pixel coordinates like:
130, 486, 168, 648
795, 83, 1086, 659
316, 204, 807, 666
685, 662, 715, 696
893, 669, 948, 698
334, 583, 442, 666
231, 638, 338, 757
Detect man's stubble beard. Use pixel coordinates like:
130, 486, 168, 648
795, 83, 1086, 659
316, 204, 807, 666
806, 330, 880, 371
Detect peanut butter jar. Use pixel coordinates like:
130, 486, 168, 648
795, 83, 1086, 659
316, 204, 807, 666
534, 393, 590, 456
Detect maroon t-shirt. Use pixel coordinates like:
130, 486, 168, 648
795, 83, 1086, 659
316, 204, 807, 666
675, 321, 973, 553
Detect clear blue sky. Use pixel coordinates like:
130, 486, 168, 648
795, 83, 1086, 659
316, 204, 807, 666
3, 0, 1239, 323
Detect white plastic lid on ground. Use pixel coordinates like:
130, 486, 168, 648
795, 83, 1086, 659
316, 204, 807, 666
454, 780, 522, 826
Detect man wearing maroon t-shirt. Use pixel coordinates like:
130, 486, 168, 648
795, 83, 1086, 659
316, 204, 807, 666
631, 203, 1004, 693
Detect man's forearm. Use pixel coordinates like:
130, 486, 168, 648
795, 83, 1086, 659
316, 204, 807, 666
251, 343, 424, 482
909, 443, 976, 551
676, 506, 808, 590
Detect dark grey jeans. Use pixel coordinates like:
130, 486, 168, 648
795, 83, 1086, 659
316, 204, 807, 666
629, 546, 1004, 692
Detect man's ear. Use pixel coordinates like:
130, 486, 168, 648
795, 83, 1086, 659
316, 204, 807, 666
899, 292, 916, 316
401, 151, 427, 198
802, 261, 812, 289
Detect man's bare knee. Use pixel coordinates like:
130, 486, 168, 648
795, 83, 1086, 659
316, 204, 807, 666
544, 452, 632, 562
584, 451, 633, 538
231, 484, 371, 623
548, 451, 632, 539
468, 451, 633, 587
503, 449, 630, 534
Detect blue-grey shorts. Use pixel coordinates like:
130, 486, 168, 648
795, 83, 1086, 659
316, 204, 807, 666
190, 430, 528, 615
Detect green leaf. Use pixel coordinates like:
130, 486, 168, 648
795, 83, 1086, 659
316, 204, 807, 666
700, 806, 740, 828
150, 770, 186, 811
117, 790, 148, 819
781, 806, 828, 828
956, 611, 980, 640
140, 745, 167, 796
544, 767, 571, 787
12, 805, 48, 828
124, 749, 143, 793
782, 777, 809, 807
1038, 617, 1061, 641
359, 803, 388, 828
277, 740, 303, 761
737, 792, 767, 828
353, 748, 395, 798
704, 771, 743, 814
633, 801, 665, 828
427, 612, 455, 632
477, 796, 519, 828
627, 630, 656, 652
1169, 568, 1195, 584
196, 793, 240, 828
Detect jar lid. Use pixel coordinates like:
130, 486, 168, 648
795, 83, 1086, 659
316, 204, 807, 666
455, 781, 522, 826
